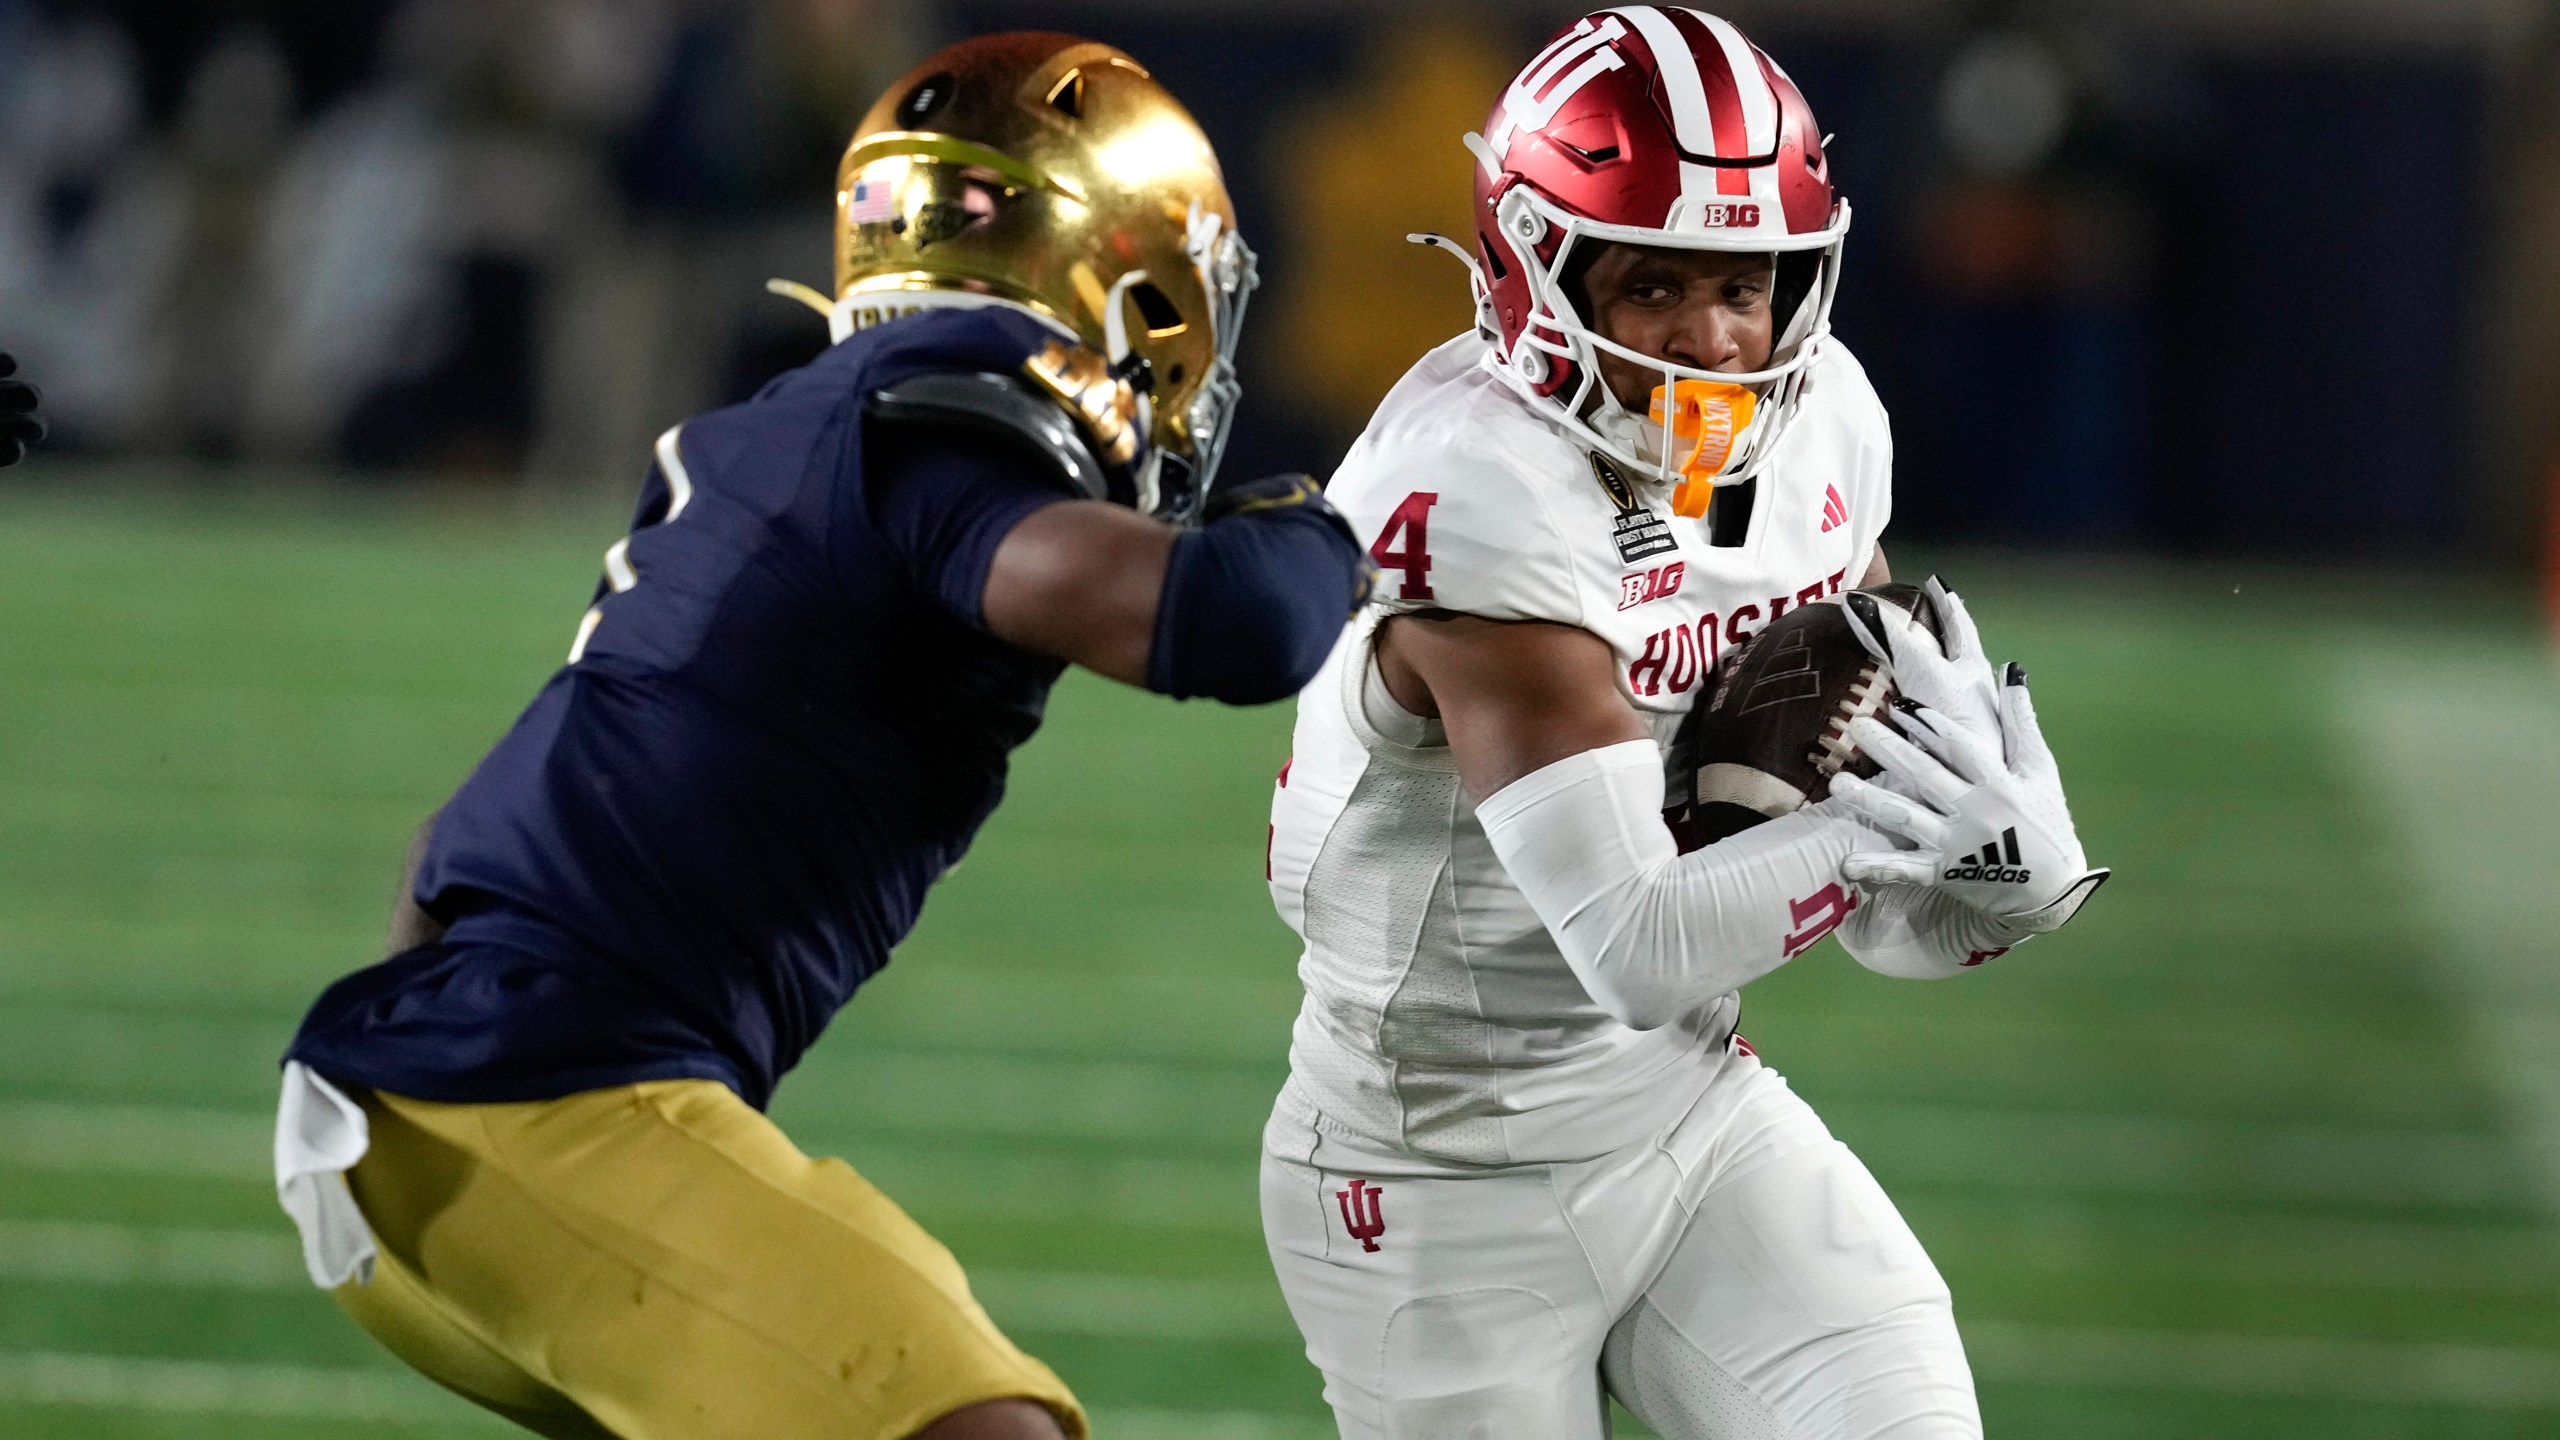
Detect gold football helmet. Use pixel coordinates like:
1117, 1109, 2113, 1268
786, 32, 1257, 520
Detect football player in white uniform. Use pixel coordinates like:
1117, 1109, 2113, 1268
1260, 10, 2106, 1438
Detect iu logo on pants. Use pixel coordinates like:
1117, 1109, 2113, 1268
1336, 1179, 1386, 1253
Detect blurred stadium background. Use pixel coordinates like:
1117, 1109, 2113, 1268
4, 0, 2559, 1436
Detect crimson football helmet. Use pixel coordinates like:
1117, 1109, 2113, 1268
1430, 7, 1850, 498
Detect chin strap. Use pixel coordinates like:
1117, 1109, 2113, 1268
1410, 233, 1499, 341
1408, 232, 1486, 288
765, 277, 834, 322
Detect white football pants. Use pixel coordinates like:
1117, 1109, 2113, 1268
1260, 1050, 1981, 1440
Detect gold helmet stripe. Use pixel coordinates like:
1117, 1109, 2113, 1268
838, 132, 1085, 204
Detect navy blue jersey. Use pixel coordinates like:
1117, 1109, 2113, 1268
287, 308, 1088, 1109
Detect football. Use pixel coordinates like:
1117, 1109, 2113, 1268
1662, 582, 1941, 851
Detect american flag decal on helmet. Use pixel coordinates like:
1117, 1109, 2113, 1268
847, 178, 897, 226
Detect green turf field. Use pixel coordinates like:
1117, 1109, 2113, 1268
1, 484, 2555, 1438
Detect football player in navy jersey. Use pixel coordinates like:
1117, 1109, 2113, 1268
272, 34, 1368, 1440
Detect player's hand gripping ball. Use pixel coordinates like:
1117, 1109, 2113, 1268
1662, 579, 1954, 851
1819, 574, 2108, 931
1830, 672, 2110, 932
0, 353, 43, 468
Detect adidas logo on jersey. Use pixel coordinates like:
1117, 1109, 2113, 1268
1819, 484, 1849, 534
1943, 828, 2030, 884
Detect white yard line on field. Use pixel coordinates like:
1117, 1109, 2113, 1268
1890, 1197, 2560, 1299
0, 1099, 269, 1178
0, 1215, 1298, 1336
3, 1221, 2558, 1412
2331, 637, 2560, 1219
0, 1094, 2533, 1216
1966, 1322, 2560, 1411
12, 1205, 2554, 1319
0, 1349, 1332, 1436
0, 1219, 304, 1290
974, 1269, 1294, 1342
1, 1329, 2555, 1419
1087, 1410, 1334, 1440
0, 1350, 488, 1425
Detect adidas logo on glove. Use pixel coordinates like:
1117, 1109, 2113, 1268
1942, 828, 2032, 885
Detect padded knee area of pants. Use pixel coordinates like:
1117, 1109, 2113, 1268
1379, 1288, 1580, 1437
1604, 1298, 1791, 1440
1700, 1141, 1947, 1331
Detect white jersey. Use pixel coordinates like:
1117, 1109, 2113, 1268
1267, 332, 1894, 1166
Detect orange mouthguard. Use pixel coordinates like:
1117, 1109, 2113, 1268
1648, 379, 1759, 518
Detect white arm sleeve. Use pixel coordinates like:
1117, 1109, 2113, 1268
1475, 740, 1886, 1031
1835, 882, 2037, 979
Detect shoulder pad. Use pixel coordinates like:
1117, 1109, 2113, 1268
1327, 430, 1586, 626
867, 371, 1108, 501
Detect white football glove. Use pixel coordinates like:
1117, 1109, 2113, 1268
1829, 665, 2108, 934
1841, 576, 2001, 749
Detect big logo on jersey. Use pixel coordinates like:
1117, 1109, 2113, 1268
1619, 562, 1684, 610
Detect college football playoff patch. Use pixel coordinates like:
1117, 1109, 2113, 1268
1590, 453, 1678, 564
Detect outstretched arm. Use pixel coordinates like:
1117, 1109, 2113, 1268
980, 501, 1173, 684
983, 474, 1371, 703
1384, 615, 1887, 1031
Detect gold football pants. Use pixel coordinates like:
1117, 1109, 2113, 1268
332, 1080, 1085, 1440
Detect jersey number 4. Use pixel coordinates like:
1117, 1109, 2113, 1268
1371, 491, 1439, 602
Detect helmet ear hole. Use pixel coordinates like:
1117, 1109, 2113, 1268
1129, 281, 1186, 336
1045, 69, 1084, 118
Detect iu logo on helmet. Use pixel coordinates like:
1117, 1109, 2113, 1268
1336, 1179, 1386, 1253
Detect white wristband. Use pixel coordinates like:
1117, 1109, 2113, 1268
1477, 740, 1885, 1030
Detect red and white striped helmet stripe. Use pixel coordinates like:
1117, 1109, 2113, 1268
1615, 6, 1789, 215
1687, 9, 1782, 154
